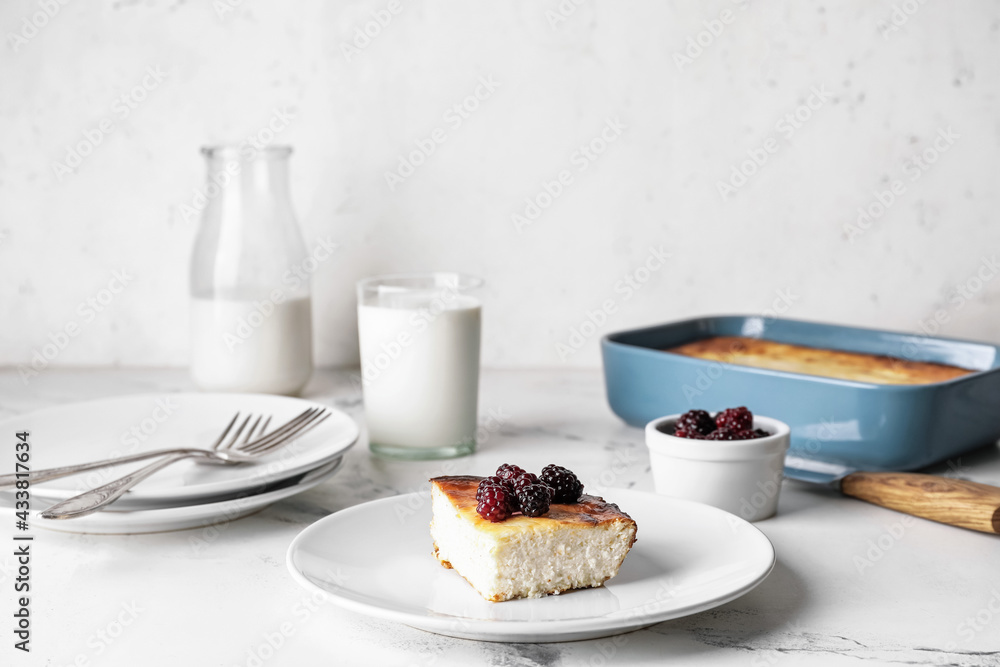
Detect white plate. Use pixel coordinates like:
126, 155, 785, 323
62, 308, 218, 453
0, 458, 343, 535
286, 488, 775, 643
2, 393, 358, 507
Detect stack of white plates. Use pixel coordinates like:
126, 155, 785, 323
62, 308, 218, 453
0, 394, 358, 534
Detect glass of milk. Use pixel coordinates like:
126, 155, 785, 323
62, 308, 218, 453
357, 273, 483, 459
189, 145, 313, 396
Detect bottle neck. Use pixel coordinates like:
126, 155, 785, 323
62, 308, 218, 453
204, 148, 291, 204
192, 147, 307, 300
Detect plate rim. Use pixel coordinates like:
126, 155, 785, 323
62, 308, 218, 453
0, 392, 359, 503
285, 487, 776, 640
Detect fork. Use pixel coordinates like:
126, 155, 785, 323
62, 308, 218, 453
0, 408, 331, 488
0, 413, 271, 489
39, 407, 330, 520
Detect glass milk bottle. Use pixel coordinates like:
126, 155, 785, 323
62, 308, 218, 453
189, 145, 313, 395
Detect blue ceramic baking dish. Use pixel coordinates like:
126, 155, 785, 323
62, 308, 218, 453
601, 316, 1000, 471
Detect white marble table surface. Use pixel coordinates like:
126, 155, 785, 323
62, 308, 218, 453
1, 368, 999, 667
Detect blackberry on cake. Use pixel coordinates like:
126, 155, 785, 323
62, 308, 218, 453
540, 464, 583, 503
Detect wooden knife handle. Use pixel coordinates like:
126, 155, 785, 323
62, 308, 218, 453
841, 472, 1000, 535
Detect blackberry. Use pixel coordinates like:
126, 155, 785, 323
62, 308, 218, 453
540, 464, 583, 503
511, 471, 540, 494
496, 464, 526, 487
705, 427, 740, 440
517, 483, 552, 517
675, 409, 716, 438
476, 476, 505, 502
476, 484, 512, 523
715, 406, 753, 432
729, 428, 769, 440
478, 476, 517, 513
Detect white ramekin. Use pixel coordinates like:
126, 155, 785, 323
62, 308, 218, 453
645, 414, 790, 522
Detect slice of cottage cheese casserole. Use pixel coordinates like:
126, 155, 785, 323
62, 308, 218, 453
430, 476, 637, 602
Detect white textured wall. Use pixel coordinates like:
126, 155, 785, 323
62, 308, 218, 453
1, 0, 999, 371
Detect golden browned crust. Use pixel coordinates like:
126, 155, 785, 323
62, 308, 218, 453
432, 544, 453, 569
666, 336, 973, 385
430, 475, 637, 532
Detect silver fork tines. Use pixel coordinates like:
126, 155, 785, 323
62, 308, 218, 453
38, 407, 331, 520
